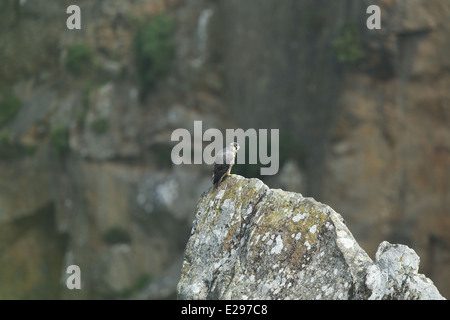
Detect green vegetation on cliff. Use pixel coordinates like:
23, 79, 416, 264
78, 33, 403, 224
66, 43, 94, 76
134, 14, 175, 97
0, 92, 21, 127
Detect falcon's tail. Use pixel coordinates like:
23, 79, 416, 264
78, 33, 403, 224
213, 176, 222, 189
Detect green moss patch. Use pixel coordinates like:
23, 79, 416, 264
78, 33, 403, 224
0, 92, 21, 127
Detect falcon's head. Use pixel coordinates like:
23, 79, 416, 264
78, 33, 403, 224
229, 142, 240, 153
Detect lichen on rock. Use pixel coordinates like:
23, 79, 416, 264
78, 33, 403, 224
177, 175, 445, 300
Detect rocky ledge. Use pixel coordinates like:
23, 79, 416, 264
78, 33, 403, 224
177, 175, 445, 300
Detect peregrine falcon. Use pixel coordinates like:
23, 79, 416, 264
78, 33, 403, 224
213, 142, 240, 188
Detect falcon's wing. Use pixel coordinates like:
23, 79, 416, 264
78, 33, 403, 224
213, 148, 235, 186
213, 162, 230, 185
215, 148, 235, 165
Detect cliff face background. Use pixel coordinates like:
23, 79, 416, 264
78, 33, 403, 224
0, 0, 448, 299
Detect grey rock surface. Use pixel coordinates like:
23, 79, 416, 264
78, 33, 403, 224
177, 175, 445, 300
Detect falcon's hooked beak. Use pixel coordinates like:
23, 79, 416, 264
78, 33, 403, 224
232, 142, 240, 152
